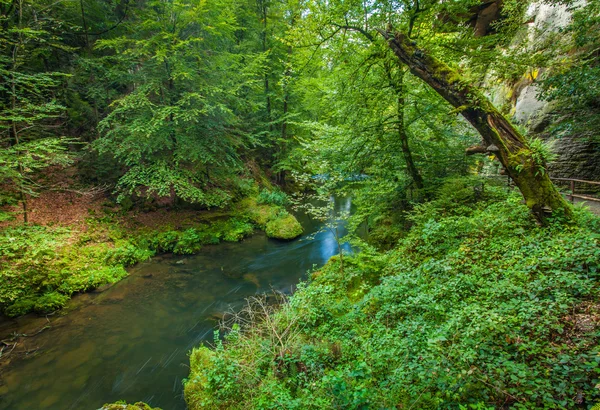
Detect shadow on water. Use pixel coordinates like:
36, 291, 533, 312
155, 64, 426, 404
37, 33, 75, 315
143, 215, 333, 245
0, 196, 356, 410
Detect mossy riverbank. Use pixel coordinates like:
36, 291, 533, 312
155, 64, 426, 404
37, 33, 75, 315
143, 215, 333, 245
0, 194, 303, 317
100, 401, 161, 410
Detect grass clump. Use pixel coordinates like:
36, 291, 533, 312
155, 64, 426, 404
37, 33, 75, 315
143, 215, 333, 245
257, 188, 290, 206
184, 178, 600, 409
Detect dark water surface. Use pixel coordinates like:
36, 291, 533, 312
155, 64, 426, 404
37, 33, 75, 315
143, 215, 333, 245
0, 197, 355, 410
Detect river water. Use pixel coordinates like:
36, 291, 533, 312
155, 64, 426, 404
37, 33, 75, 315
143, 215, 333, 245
0, 197, 354, 410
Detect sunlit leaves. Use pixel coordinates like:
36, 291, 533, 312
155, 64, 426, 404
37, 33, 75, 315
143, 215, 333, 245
94, 0, 268, 206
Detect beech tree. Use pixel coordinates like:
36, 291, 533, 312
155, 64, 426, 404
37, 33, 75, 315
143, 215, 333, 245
0, 0, 74, 223
94, 0, 268, 206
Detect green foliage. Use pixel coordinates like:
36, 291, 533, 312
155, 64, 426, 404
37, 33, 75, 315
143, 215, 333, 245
104, 244, 155, 267
144, 219, 254, 255
234, 178, 260, 199
257, 188, 290, 207
237, 195, 303, 240
32, 292, 70, 314
203, 219, 254, 243
92, 0, 279, 207
99, 401, 161, 410
240, 198, 280, 228
0, 0, 76, 220
220, 220, 255, 242
527, 137, 558, 176
0, 223, 137, 316
185, 178, 600, 409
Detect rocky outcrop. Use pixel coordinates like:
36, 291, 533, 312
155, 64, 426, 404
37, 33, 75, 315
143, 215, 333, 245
511, 1, 576, 128
239, 197, 303, 240
548, 138, 600, 182
490, 0, 600, 181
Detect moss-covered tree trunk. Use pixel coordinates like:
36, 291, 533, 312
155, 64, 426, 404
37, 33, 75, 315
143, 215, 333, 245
378, 30, 572, 224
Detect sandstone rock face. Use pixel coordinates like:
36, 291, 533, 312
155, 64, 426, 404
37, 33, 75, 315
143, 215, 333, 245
513, 1, 577, 127
495, 1, 600, 181
549, 138, 600, 182
514, 84, 546, 126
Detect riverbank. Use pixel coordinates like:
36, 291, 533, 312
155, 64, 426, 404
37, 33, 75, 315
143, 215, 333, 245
0, 196, 347, 410
184, 178, 600, 409
0, 186, 303, 318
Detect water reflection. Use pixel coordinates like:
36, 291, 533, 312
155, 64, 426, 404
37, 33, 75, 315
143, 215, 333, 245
0, 196, 356, 410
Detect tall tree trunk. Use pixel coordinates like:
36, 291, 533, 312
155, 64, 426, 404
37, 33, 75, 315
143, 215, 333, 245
383, 62, 424, 190
396, 72, 424, 190
378, 30, 572, 224
79, 0, 89, 49
278, 44, 292, 185
12, 0, 27, 224
259, 0, 273, 133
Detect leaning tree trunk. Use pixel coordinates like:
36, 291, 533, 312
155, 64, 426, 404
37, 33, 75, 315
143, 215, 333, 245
378, 30, 572, 224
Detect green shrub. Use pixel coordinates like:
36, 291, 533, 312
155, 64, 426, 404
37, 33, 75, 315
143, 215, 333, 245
150, 230, 180, 253
173, 228, 205, 254
4, 296, 37, 317
234, 178, 259, 198
105, 243, 154, 266
33, 291, 70, 313
222, 219, 254, 242
257, 188, 290, 206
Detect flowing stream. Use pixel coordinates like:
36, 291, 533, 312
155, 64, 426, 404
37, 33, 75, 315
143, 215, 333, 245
0, 196, 355, 410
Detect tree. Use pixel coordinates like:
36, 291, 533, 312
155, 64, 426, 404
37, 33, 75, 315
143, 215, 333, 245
287, 0, 573, 224
94, 0, 268, 207
0, 0, 74, 223
378, 29, 572, 223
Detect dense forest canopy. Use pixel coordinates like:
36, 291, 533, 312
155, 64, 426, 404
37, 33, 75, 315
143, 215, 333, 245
1, 0, 597, 223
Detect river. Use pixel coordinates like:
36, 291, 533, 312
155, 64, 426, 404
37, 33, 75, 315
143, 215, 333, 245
0, 196, 355, 410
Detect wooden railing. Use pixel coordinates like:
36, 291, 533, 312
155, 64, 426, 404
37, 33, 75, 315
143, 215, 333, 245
550, 177, 600, 203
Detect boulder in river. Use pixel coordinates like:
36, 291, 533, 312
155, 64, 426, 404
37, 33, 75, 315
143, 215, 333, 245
265, 213, 303, 240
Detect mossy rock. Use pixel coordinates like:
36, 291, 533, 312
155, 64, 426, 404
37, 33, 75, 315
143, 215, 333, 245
184, 346, 214, 409
99, 401, 160, 410
249, 204, 278, 227
236, 197, 278, 228
265, 213, 303, 240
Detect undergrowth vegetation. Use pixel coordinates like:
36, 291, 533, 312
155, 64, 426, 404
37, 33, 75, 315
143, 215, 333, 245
185, 178, 600, 409
257, 188, 291, 207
